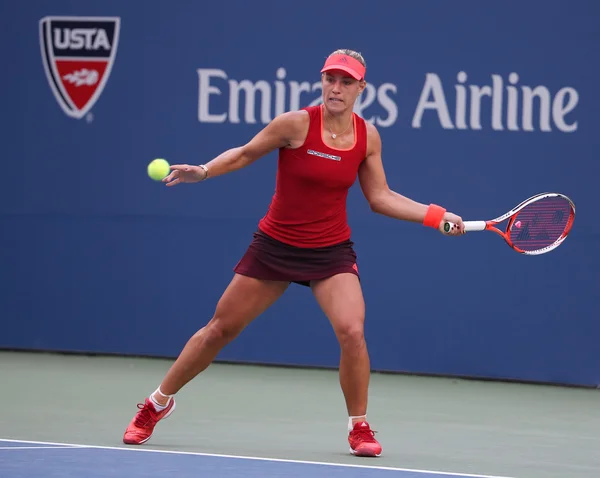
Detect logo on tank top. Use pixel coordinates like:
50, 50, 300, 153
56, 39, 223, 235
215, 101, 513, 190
307, 149, 341, 162
39, 16, 121, 120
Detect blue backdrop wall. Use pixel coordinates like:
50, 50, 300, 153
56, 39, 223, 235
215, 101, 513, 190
1, 1, 598, 386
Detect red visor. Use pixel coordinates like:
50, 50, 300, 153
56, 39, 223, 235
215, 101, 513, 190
321, 54, 366, 80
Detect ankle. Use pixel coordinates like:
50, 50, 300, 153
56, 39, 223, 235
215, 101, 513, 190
151, 387, 174, 406
348, 415, 367, 431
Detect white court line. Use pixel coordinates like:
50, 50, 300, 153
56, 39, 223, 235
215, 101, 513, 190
0, 446, 87, 450
0, 438, 516, 478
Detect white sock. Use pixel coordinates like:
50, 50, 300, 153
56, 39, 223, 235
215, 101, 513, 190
348, 415, 367, 432
150, 387, 174, 411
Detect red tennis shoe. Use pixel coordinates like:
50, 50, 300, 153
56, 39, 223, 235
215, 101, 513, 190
123, 397, 176, 445
348, 421, 382, 457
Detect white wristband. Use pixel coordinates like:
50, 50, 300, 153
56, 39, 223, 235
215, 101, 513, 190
199, 164, 209, 180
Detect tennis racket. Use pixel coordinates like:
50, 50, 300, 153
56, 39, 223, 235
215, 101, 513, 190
444, 192, 576, 255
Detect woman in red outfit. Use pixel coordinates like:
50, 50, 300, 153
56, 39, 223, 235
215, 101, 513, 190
123, 49, 465, 456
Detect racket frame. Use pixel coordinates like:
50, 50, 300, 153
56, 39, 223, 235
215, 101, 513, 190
449, 192, 576, 255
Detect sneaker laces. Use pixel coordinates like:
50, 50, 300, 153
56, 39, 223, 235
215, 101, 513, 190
133, 402, 158, 427
351, 426, 378, 443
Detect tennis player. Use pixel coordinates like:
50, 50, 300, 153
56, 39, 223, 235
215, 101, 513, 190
123, 49, 465, 457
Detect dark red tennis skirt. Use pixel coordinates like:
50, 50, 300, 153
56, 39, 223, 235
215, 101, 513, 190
234, 229, 359, 287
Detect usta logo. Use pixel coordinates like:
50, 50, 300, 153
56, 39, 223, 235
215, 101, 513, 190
39, 16, 121, 119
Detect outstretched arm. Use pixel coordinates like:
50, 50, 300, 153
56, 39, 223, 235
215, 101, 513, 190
358, 123, 464, 234
163, 110, 307, 186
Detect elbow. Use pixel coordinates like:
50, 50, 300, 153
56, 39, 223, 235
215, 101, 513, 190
238, 146, 253, 165
369, 200, 382, 214
366, 187, 392, 214
368, 195, 387, 214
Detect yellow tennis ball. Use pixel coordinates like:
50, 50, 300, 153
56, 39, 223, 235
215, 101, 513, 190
147, 158, 170, 181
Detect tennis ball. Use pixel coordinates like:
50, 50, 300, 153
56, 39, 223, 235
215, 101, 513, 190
147, 158, 170, 181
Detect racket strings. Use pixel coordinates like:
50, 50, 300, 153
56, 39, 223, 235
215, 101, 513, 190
509, 197, 572, 252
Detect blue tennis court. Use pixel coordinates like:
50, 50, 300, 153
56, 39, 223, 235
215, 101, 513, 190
0, 439, 514, 478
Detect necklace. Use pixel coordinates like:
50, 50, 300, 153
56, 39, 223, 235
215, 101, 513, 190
325, 112, 353, 139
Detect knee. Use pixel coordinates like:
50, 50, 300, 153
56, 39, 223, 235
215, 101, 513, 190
336, 323, 366, 352
197, 318, 243, 347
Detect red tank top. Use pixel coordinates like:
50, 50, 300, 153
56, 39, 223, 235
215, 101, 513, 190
258, 105, 368, 248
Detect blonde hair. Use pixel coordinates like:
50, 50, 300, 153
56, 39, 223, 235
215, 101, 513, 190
328, 49, 367, 68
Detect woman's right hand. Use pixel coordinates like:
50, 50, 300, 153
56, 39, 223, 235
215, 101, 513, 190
163, 165, 207, 186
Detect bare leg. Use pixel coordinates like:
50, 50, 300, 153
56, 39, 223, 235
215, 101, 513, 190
311, 273, 369, 423
154, 274, 289, 404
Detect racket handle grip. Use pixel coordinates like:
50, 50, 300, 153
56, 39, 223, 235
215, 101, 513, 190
443, 220, 487, 233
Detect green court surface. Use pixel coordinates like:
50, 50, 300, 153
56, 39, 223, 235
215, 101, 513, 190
0, 351, 598, 477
